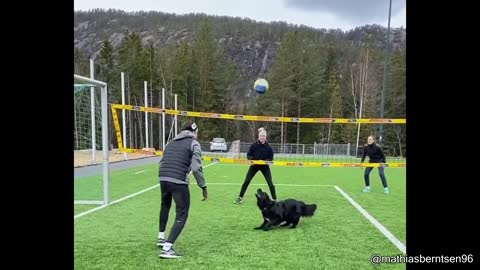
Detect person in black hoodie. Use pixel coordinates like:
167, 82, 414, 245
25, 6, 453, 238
234, 127, 277, 204
361, 135, 389, 194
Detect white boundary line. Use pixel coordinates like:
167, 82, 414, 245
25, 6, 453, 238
75, 164, 406, 254
207, 183, 406, 253
208, 183, 334, 187
334, 185, 406, 254
74, 185, 160, 219
74, 162, 219, 219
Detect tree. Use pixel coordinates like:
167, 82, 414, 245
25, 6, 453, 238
118, 32, 149, 98
74, 48, 89, 76
170, 42, 194, 110
319, 45, 343, 144
117, 32, 150, 148
97, 39, 118, 97
257, 31, 322, 147
383, 49, 406, 156
190, 19, 238, 140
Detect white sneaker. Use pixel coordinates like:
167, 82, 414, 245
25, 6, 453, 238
233, 197, 243, 204
159, 248, 183, 259
156, 238, 165, 247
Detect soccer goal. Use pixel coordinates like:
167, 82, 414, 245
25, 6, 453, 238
74, 74, 110, 205
74, 83, 101, 164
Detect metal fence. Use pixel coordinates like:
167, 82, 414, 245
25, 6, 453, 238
199, 140, 405, 163
200, 141, 355, 156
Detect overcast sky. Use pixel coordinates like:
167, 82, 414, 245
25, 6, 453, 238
74, 0, 406, 31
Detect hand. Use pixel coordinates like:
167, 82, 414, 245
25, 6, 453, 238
201, 187, 208, 201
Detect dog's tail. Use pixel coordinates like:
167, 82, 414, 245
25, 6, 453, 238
301, 203, 317, 217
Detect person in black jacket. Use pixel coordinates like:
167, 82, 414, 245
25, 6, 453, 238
157, 122, 208, 259
234, 127, 277, 204
361, 135, 389, 194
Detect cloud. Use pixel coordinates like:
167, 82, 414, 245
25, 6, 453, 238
285, 0, 405, 24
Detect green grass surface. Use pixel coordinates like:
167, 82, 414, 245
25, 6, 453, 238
204, 152, 407, 163
75, 162, 406, 269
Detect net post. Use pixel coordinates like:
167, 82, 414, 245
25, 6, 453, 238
101, 85, 110, 205
90, 59, 96, 165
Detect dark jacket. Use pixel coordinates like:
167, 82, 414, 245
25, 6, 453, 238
159, 130, 206, 188
361, 143, 386, 163
247, 141, 274, 161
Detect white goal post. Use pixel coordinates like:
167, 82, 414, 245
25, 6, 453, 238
74, 74, 110, 205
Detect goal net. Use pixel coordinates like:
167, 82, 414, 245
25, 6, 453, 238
74, 83, 102, 165
74, 75, 110, 206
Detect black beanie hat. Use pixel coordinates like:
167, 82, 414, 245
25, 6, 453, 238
183, 122, 198, 132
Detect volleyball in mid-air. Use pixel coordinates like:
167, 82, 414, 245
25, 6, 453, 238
254, 78, 269, 94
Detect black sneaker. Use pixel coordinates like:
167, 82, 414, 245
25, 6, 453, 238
159, 248, 183, 259
156, 238, 165, 247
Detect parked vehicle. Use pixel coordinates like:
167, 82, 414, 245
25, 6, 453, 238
210, 138, 227, 152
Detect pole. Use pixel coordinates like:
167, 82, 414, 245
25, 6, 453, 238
162, 88, 165, 150
379, 0, 392, 145
158, 91, 163, 150
121, 72, 127, 160
101, 85, 110, 205
150, 84, 153, 149
144, 81, 149, 148
89, 59, 96, 165
174, 94, 178, 136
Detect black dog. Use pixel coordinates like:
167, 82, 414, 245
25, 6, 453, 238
254, 188, 317, 231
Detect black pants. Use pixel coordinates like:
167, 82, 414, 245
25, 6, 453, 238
364, 166, 388, 188
159, 181, 190, 244
239, 165, 277, 200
